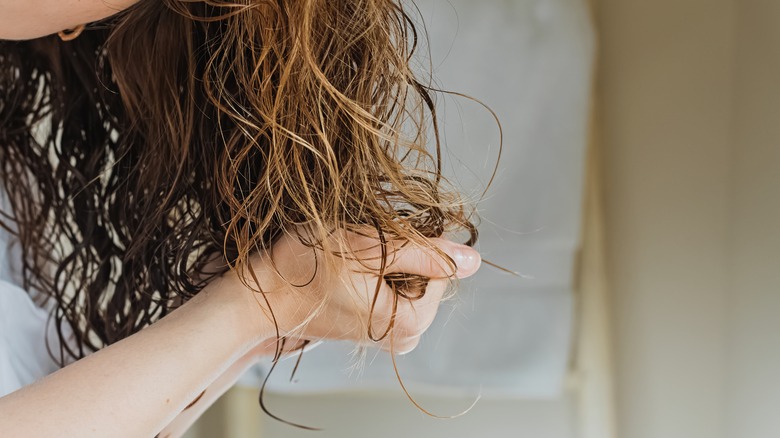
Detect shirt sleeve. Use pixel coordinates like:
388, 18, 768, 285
0, 188, 65, 397
0, 280, 62, 397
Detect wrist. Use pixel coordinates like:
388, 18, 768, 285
200, 258, 290, 348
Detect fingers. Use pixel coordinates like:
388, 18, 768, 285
394, 279, 447, 336
346, 233, 481, 279
383, 238, 481, 279
371, 279, 449, 354
277, 229, 475, 354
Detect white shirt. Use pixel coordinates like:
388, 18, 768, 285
0, 194, 63, 397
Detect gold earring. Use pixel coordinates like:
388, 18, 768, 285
58, 24, 86, 42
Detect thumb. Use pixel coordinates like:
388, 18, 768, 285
443, 241, 481, 279
383, 239, 481, 279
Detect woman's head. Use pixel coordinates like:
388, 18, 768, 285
0, 0, 477, 361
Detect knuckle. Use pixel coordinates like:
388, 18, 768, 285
392, 335, 421, 355
392, 315, 420, 339
429, 251, 455, 278
394, 308, 433, 338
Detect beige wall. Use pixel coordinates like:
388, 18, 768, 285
598, 1, 734, 437
725, 1, 780, 437
599, 0, 780, 437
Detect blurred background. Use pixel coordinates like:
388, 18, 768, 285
185, 0, 780, 437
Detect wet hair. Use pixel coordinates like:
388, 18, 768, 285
0, 0, 482, 364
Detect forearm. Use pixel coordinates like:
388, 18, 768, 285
0, 276, 271, 437
159, 337, 318, 438
158, 346, 261, 438
0, 0, 139, 40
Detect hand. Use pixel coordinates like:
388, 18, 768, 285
234, 230, 481, 355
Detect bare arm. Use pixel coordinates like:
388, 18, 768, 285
0, 0, 139, 40
158, 339, 316, 438
0, 233, 479, 437
158, 348, 261, 438
0, 274, 272, 437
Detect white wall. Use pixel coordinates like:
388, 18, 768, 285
599, 0, 780, 437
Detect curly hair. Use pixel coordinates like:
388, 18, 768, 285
0, 0, 480, 366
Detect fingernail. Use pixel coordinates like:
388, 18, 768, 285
453, 246, 481, 278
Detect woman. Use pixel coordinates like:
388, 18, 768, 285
0, 0, 483, 436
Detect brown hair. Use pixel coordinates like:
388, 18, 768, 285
0, 0, 482, 365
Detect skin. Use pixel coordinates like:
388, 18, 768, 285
0, 3, 483, 436
0, 0, 140, 40
0, 229, 480, 438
